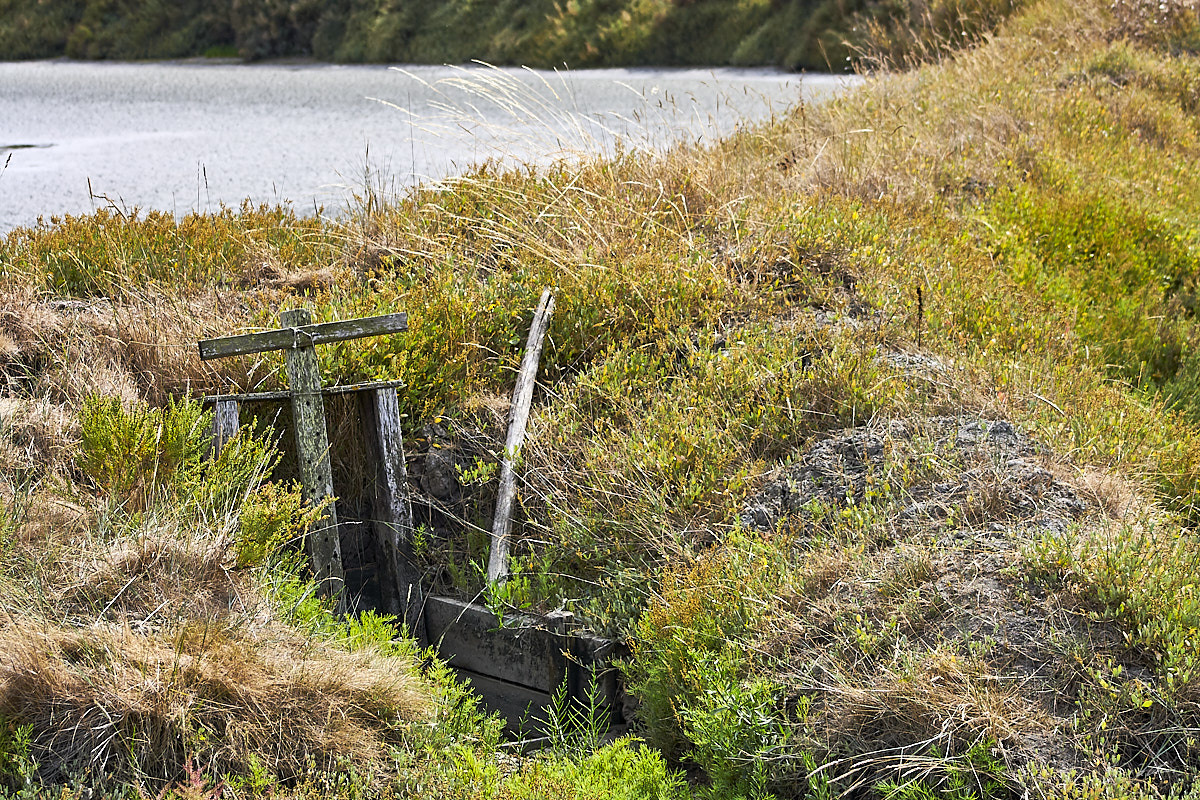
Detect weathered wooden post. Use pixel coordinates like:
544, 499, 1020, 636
278, 308, 344, 609
209, 397, 240, 457
487, 288, 555, 585
361, 386, 427, 644
199, 310, 410, 615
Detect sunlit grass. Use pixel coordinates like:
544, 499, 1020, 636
5, 0, 1200, 794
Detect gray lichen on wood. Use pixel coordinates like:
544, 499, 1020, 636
361, 386, 426, 644
209, 398, 240, 457
280, 307, 346, 612
198, 312, 408, 360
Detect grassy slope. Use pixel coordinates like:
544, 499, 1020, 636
4, 0, 1200, 795
0, 0, 1017, 70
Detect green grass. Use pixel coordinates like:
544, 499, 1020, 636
6, 0, 1200, 794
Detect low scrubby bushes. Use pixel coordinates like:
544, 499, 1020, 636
6, 0, 1200, 793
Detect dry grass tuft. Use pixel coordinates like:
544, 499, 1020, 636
242, 251, 344, 295
4, 491, 89, 546
824, 648, 1048, 758
1067, 466, 1144, 521
0, 620, 430, 787
53, 526, 262, 629
0, 396, 77, 474
0, 289, 276, 406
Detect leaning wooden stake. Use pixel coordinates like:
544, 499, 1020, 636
280, 307, 346, 613
487, 288, 555, 585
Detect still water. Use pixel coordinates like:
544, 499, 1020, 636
0, 60, 855, 232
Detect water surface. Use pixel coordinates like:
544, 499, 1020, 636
0, 60, 855, 231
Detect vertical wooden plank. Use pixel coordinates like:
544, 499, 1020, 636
488, 289, 555, 585
209, 398, 240, 458
280, 308, 345, 613
361, 386, 427, 645
546, 610, 581, 704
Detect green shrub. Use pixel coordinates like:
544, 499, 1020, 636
539, 674, 613, 759
0, 0, 1026, 70
505, 738, 690, 800
1027, 519, 1200, 696
0, 716, 36, 794
0, 0, 85, 59
626, 533, 781, 760
234, 480, 312, 568
1, 204, 333, 299
78, 394, 290, 536
78, 394, 211, 510
984, 184, 1200, 402
679, 657, 793, 799
64, 0, 234, 59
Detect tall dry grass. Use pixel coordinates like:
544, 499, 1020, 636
3, 0, 1200, 793
0, 621, 430, 786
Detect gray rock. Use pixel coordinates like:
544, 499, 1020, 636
421, 445, 460, 501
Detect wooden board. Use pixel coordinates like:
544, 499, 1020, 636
488, 289, 554, 584
280, 308, 345, 612
209, 398, 240, 457
361, 387, 426, 644
424, 596, 625, 727
198, 312, 408, 361
200, 379, 406, 405
453, 669, 554, 733
425, 597, 572, 692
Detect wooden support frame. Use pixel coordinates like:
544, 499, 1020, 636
195, 303, 627, 735
197, 310, 409, 614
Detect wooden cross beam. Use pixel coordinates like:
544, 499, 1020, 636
198, 310, 416, 621
199, 313, 409, 360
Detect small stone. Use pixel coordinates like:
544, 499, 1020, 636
422, 447, 460, 500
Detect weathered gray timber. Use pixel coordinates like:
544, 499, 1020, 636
425, 597, 572, 691
209, 398, 240, 457
198, 312, 408, 360
488, 288, 555, 585
424, 596, 624, 733
201, 378, 419, 623
198, 311, 412, 615
201, 379, 405, 405
203, 381, 407, 464
361, 386, 426, 644
279, 308, 345, 611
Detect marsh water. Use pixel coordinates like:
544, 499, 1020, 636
0, 60, 856, 232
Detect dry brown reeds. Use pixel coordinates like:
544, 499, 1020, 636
0, 619, 430, 788
0, 286, 280, 408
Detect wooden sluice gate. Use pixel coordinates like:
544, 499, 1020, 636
196, 296, 625, 734
424, 598, 626, 732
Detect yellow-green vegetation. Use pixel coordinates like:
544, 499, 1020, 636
5, 0, 1200, 796
0, 0, 1016, 69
